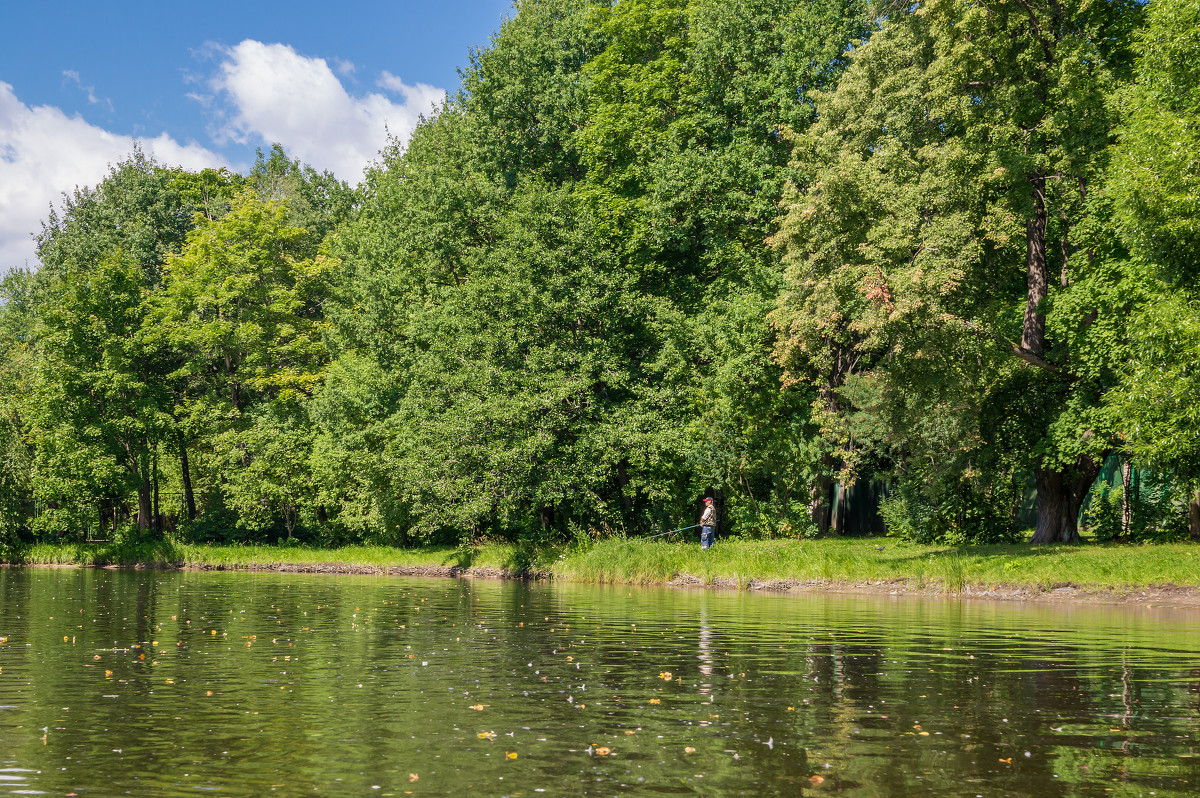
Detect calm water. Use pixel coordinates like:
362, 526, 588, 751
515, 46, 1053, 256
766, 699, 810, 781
1, 569, 1199, 797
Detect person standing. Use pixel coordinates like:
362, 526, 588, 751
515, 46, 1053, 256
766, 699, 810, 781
699, 497, 717, 550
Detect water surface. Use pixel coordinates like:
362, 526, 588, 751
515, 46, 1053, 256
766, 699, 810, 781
1, 568, 1199, 796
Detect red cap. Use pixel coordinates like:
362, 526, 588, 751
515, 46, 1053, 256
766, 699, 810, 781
703, 497, 713, 503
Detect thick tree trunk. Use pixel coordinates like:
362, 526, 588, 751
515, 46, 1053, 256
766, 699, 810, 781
1030, 455, 1103, 544
1189, 490, 1200, 540
1022, 174, 1049, 357
180, 439, 196, 522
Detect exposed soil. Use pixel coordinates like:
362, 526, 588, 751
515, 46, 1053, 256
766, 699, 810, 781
696, 577, 1200, 607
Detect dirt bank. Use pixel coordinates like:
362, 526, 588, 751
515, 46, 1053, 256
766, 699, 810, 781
12, 560, 1200, 607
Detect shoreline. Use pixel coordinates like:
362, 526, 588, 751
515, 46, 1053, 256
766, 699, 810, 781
11, 558, 1200, 608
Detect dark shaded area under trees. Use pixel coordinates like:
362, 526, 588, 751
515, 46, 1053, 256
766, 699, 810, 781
0, 0, 1196, 553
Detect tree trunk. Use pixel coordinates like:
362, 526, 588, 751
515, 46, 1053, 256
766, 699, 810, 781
137, 476, 152, 533
1189, 489, 1200, 540
811, 474, 831, 535
539, 503, 553, 530
180, 439, 196, 522
152, 446, 160, 534
1121, 456, 1133, 536
1030, 455, 1103, 544
1022, 174, 1049, 357
829, 482, 846, 536
616, 459, 634, 513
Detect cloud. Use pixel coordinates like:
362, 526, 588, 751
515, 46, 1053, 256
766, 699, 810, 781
0, 81, 223, 271
207, 40, 445, 183
62, 70, 114, 112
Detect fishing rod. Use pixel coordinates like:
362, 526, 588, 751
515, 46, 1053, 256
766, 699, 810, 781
614, 523, 702, 546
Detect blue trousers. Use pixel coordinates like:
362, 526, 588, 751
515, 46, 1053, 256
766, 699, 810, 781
701, 525, 714, 549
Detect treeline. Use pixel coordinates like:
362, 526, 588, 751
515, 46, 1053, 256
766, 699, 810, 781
1, 0, 1197, 550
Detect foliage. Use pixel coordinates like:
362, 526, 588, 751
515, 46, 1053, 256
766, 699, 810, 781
4, 0, 1194, 550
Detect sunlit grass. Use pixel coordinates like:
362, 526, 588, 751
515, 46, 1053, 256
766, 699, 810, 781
6, 536, 1200, 594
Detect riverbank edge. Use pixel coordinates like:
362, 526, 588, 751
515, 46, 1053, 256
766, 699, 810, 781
8, 557, 1200, 608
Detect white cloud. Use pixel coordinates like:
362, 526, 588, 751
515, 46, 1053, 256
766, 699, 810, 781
62, 70, 113, 112
0, 81, 223, 271
208, 40, 445, 183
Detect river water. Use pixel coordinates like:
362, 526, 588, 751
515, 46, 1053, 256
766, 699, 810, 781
1, 568, 1198, 796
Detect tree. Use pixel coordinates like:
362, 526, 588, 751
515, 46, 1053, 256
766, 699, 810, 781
150, 191, 332, 537
771, 0, 1140, 543
1104, 0, 1200, 537
31, 153, 196, 536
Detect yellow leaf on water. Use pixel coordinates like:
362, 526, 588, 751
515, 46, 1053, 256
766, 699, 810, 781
408, 773, 419, 783
595, 747, 611, 756
624, 730, 637, 735
478, 731, 497, 739
469, 704, 485, 711
684, 747, 696, 754
649, 698, 661, 705
104, 670, 113, 678
809, 775, 825, 786
659, 672, 672, 681
505, 751, 518, 760
999, 757, 1012, 764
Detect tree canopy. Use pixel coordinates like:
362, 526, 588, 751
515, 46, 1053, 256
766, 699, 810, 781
2, 0, 1195, 549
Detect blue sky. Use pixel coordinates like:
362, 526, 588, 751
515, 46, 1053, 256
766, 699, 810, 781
0, 0, 514, 270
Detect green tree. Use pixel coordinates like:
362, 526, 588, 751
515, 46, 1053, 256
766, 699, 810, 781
32, 252, 170, 534
151, 191, 332, 538
771, 0, 1139, 543
1104, 0, 1200, 537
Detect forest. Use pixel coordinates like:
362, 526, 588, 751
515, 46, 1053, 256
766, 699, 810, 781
1, 0, 1197, 551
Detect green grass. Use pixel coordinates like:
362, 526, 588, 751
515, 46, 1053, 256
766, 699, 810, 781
6, 536, 1200, 594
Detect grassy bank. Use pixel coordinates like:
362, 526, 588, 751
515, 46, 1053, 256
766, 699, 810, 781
6, 536, 1200, 595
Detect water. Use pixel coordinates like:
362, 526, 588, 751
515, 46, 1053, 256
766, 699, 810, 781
1, 568, 1199, 797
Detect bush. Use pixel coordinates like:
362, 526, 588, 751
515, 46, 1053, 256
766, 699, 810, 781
880, 478, 1020, 545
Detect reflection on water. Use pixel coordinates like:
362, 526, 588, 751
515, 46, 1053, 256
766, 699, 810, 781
1, 568, 1200, 796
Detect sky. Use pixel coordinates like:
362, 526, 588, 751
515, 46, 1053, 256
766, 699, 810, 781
0, 0, 515, 271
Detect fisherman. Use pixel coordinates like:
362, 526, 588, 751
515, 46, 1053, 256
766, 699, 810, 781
699, 497, 716, 550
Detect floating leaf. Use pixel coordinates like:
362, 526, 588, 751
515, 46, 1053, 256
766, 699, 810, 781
478, 731, 497, 740
505, 751, 518, 760
469, 704, 486, 711
684, 747, 696, 754
649, 698, 661, 705
659, 672, 672, 681
809, 775, 825, 786
408, 773, 419, 783
595, 747, 611, 756
999, 757, 1012, 764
